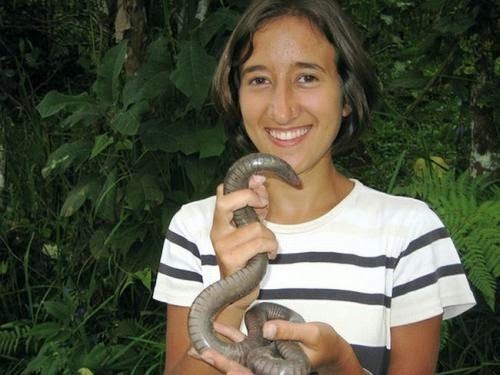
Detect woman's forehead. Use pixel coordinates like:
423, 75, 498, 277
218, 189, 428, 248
243, 15, 336, 69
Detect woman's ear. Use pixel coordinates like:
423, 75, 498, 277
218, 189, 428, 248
342, 103, 352, 117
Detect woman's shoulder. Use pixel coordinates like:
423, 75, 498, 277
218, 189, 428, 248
172, 195, 216, 227
354, 180, 429, 209
352, 180, 438, 223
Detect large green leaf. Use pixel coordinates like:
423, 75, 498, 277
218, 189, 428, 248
125, 174, 164, 211
122, 71, 173, 109
28, 322, 64, 338
169, 39, 217, 108
133, 268, 152, 291
185, 157, 220, 197
42, 140, 92, 178
141, 174, 164, 207
121, 36, 174, 108
90, 134, 114, 159
89, 229, 111, 260
60, 103, 102, 129
197, 8, 240, 46
105, 223, 146, 252
92, 40, 128, 105
43, 300, 75, 321
60, 179, 100, 217
139, 120, 196, 154
110, 101, 149, 135
140, 119, 225, 156
94, 168, 117, 222
141, 36, 173, 75
197, 120, 227, 158
36, 91, 93, 118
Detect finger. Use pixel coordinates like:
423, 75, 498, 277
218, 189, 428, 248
187, 346, 202, 359
263, 320, 315, 342
214, 222, 278, 257
228, 224, 278, 260
201, 349, 253, 374
248, 175, 268, 206
248, 176, 269, 208
213, 321, 246, 342
215, 233, 279, 273
215, 186, 269, 221
249, 175, 269, 221
248, 174, 266, 189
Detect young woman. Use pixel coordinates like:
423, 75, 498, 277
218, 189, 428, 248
153, 1, 476, 374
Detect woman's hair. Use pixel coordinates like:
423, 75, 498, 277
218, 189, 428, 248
212, 0, 378, 156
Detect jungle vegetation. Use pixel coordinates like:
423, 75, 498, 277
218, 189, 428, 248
0, 0, 498, 374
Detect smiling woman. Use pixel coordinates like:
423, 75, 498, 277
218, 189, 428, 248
238, 16, 348, 176
152, 1, 476, 374
212, 0, 377, 159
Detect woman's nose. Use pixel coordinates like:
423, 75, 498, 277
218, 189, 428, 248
267, 83, 299, 125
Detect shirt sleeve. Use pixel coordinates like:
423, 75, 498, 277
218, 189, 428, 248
152, 206, 205, 307
390, 204, 476, 327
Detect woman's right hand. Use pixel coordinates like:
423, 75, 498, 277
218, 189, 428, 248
210, 175, 278, 307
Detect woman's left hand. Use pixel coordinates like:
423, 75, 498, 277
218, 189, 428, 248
262, 320, 361, 372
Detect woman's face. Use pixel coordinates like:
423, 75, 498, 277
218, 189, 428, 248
238, 15, 350, 175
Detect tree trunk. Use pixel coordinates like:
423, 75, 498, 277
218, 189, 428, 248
114, 0, 147, 75
469, 63, 499, 178
195, 0, 211, 21
0, 140, 4, 195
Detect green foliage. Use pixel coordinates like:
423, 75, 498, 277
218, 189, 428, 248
1, 1, 235, 373
342, 0, 499, 188
0, 322, 30, 357
169, 40, 217, 109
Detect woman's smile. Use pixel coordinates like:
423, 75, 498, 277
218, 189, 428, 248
266, 125, 312, 144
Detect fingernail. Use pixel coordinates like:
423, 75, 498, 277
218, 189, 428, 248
252, 175, 266, 184
202, 353, 215, 365
263, 324, 276, 339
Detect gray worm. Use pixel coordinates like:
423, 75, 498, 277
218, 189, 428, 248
188, 153, 311, 375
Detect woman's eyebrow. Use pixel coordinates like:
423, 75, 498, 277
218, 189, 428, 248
240, 64, 267, 77
240, 61, 326, 77
295, 61, 326, 73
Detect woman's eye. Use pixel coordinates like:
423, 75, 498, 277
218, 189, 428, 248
298, 74, 318, 83
249, 77, 269, 85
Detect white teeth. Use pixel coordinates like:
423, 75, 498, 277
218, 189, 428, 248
269, 127, 309, 141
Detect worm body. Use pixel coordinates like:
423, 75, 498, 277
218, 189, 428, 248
188, 153, 311, 375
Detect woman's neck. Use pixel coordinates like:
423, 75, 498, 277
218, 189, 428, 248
265, 161, 353, 224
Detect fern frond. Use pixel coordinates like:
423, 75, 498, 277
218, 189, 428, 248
0, 322, 30, 356
459, 241, 496, 309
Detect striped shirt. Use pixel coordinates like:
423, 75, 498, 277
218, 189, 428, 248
153, 179, 475, 374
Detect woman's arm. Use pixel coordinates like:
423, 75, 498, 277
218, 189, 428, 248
387, 314, 442, 375
166, 304, 221, 374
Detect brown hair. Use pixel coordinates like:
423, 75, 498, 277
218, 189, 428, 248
212, 0, 378, 155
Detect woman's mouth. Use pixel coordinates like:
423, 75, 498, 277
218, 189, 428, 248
266, 126, 311, 143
